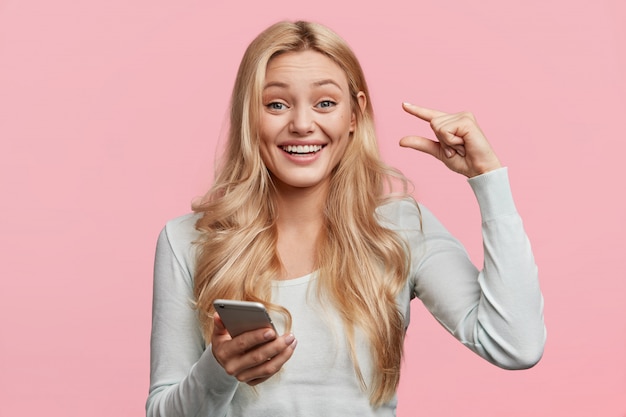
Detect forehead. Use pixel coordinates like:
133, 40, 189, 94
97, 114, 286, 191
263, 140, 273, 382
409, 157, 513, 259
265, 50, 349, 88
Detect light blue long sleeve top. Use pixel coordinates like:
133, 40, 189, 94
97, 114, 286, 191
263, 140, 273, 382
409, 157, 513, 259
146, 167, 546, 417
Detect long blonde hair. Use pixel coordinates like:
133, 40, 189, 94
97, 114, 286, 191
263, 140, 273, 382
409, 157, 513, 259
193, 20, 410, 406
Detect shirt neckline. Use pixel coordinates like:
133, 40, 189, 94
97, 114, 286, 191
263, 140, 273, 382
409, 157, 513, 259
272, 271, 318, 287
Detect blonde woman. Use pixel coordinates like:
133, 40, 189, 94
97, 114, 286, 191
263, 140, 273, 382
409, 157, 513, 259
147, 21, 545, 417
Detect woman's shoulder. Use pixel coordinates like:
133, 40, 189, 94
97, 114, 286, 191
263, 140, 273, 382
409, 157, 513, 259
159, 212, 204, 252
154, 212, 205, 276
376, 197, 449, 236
376, 197, 422, 230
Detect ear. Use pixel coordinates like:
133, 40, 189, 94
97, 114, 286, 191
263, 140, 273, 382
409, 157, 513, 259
350, 91, 367, 132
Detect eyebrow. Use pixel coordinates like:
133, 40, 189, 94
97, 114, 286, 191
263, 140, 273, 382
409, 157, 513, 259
263, 79, 344, 91
263, 81, 288, 90
312, 79, 343, 90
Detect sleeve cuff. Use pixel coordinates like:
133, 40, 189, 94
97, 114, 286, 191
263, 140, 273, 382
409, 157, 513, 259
467, 167, 518, 222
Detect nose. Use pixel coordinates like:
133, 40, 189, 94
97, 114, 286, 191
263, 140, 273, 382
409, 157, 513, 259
289, 106, 315, 135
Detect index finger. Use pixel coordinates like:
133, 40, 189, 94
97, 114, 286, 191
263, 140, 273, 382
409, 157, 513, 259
231, 327, 277, 352
402, 102, 447, 122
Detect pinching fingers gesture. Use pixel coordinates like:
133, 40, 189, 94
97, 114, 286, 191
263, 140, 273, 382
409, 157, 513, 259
399, 103, 502, 178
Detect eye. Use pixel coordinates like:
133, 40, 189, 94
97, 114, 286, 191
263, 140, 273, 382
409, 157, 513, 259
267, 102, 287, 111
316, 100, 336, 109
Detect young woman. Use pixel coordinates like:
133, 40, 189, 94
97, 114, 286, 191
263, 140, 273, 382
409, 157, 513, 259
147, 21, 546, 417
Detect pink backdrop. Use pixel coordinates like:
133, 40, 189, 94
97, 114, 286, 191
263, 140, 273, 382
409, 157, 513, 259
1, 0, 624, 415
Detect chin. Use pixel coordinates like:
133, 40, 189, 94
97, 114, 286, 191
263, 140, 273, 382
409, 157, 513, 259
273, 173, 331, 190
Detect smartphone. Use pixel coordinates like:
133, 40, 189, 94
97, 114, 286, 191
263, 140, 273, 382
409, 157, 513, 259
213, 299, 277, 338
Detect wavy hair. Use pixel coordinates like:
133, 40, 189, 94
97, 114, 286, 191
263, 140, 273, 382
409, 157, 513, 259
192, 20, 410, 406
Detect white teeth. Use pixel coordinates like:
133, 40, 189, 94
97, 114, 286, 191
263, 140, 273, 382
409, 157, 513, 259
281, 145, 323, 154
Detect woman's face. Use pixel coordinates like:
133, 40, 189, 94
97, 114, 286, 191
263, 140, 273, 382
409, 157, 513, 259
259, 50, 359, 194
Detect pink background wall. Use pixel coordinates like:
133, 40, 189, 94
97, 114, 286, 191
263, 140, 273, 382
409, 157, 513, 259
1, 0, 624, 415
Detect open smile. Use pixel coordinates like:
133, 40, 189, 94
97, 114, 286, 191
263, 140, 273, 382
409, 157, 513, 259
280, 144, 326, 155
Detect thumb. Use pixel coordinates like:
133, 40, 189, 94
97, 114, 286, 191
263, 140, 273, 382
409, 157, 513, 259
399, 135, 442, 160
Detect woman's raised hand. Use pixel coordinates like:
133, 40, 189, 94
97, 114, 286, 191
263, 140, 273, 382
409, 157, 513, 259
211, 313, 297, 386
399, 103, 502, 178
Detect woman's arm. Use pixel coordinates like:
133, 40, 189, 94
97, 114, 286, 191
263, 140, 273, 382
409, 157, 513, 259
398, 104, 546, 367
407, 169, 546, 368
146, 219, 238, 417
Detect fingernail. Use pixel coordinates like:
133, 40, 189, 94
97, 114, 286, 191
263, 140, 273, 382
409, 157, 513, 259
444, 148, 454, 158
290, 339, 298, 349
284, 333, 295, 344
264, 330, 275, 340
403, 102, 412, 107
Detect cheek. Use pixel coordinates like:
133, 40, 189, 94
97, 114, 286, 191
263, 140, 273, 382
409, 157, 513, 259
256, 119, 272, 159
258, 115, 269, 139
258, 127, 275, 155
326, 110, 354, 137
259, 114, 284, 141
258, 138, 274, 167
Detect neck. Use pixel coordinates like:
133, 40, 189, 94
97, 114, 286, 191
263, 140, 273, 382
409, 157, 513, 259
272, 180, 328, 279
273, 181, 328, 226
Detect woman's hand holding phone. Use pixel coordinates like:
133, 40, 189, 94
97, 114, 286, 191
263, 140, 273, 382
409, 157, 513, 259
211, 311, 297, 386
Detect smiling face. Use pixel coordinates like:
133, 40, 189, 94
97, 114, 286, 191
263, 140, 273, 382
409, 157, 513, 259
259, 50, 360, 194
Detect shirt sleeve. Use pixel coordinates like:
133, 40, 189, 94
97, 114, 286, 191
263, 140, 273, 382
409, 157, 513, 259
146, 219, 239, 417
407, 167, 546, 368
